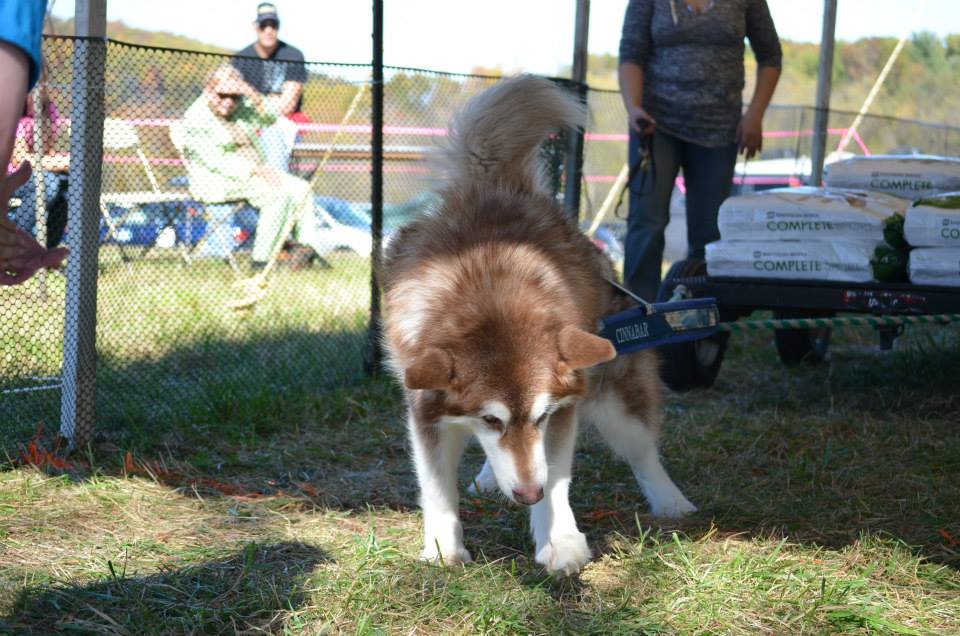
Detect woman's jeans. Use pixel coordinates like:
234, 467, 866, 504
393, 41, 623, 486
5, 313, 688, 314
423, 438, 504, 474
623, 129, 737, 301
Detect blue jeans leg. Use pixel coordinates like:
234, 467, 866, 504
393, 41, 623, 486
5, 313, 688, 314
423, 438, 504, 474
259, 125, 293, 172
623, 129, 681, 301
681, 141, 737, 258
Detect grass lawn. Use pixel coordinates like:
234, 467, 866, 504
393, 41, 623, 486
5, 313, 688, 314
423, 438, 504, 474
1, 248, 373, 444
1, 254, 959, 634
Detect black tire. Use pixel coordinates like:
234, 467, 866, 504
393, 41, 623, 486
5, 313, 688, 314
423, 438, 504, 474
655, 258, 728, 391
773, 310, 831, 365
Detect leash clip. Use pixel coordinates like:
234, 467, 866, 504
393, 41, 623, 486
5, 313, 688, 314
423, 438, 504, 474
606, 279, 657, 314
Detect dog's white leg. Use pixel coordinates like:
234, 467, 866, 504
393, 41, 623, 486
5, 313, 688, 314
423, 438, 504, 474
408, 411, 472, 565
583, 395, 696, 518
466, 458, 497, 495
530, 407, 591, 575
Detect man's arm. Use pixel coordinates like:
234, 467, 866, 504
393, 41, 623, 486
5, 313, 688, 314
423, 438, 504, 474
271, 81, 302, 116
273, 48, 308, 116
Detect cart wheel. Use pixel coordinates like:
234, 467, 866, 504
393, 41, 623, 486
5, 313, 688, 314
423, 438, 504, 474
773, 310, 831, 365
655, 258, 728, 391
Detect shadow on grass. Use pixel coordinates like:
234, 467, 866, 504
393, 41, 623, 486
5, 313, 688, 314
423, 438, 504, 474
7, 324, 960, 575
1, 541, 329, 634
574, 327, 960, 568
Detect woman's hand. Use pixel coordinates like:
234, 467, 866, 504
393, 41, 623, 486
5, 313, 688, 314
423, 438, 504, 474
627, 104, 656, 136
736, 109, 763, 159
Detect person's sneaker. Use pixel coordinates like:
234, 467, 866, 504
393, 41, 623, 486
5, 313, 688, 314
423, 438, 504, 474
250, 260, 266, 273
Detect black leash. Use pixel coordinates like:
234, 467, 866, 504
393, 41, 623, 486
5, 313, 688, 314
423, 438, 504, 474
613, 131, 656, 219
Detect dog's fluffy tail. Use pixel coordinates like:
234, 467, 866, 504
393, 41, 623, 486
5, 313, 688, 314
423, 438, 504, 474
435, 75, 585, 196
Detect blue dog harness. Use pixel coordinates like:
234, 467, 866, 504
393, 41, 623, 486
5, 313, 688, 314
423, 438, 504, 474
598, 281, 719, 355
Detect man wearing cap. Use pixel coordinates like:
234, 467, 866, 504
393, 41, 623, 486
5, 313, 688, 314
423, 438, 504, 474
232, 2, 307, 171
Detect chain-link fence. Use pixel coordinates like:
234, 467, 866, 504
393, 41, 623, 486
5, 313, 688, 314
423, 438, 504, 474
4, 36, 960, 450
0, 38, 503, 447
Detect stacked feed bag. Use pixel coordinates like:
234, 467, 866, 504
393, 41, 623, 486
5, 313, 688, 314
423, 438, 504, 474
904, 193, 960, 286
707, 187, 908, 282
823, 155, 960, 200
706, 240, 879, 282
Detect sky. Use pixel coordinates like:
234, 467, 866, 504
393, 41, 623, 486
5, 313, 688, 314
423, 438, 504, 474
49, 0, 960, 76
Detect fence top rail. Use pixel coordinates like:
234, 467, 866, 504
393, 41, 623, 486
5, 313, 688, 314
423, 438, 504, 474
40, 35, 960, 138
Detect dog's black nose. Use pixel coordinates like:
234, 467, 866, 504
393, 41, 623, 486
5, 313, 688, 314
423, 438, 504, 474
512, 486, 544, 505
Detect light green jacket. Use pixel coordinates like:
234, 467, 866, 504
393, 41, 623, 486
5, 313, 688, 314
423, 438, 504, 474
180, 94, 278, 202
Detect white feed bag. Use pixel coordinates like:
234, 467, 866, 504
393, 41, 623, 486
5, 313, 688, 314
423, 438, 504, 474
706, 239, 877, 282
908, 247, 960, 287
718, 187, 906, 242
904, 193, 960, 247
823, 155, 960, 199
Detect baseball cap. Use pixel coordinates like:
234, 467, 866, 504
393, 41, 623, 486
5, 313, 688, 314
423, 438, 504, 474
256, 2, 280, 25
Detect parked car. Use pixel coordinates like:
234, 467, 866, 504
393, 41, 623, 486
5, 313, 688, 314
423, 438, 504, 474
98, 200, 213, 247
313, 196, 374, 255
312, 193, 439, 255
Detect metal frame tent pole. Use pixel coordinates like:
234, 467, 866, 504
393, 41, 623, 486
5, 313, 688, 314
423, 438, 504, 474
60, 0, 107, 448
810, 0, 838, 186
563, 0, 590, 220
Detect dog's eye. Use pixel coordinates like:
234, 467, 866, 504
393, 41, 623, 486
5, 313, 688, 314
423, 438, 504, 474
535, 412, 549, 427
481, 415, 504, 431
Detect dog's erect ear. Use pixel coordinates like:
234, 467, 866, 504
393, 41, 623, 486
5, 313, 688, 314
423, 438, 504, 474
558, 325, 616, 370
404, 347, 454, 390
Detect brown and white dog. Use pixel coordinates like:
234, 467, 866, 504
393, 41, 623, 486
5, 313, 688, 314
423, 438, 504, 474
382, 76, 695, 575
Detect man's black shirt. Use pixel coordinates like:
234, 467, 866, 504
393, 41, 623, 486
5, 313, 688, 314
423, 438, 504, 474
233, 41, 307, 113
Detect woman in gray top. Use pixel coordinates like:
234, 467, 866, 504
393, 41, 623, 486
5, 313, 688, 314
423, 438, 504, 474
618, 0, 782, 300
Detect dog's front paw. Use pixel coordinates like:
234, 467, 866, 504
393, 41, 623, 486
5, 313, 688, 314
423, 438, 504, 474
648, 493, 697, 519
535, 531, 591, 576
421, 543, 472, 566
641, 477, 697, 519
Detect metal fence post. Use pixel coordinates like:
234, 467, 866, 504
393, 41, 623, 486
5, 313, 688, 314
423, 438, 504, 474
364, 0, 384, 376
60, 0, 106, 447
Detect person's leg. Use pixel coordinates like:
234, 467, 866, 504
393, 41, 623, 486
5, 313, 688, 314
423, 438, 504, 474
681, 142, 738, 259
285, 174, 328, 256
248, 174, 317, 265
258, 121, 297, 172
622, 129, 682, 301
247, 178, 292, 264
42, 171, 69, 248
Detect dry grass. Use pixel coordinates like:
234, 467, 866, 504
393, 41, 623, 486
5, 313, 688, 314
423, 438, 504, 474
1, 317, 959, 634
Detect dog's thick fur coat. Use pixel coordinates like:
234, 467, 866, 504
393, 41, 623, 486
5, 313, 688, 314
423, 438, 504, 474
382, 76, 694, 575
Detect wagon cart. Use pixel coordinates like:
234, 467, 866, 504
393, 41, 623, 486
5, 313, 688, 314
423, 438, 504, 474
655, 258, 960, 391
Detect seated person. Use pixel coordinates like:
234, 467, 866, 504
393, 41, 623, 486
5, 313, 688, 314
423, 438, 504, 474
180, 65, 326, 269
10, 67, 69, 248
232, 2, 307, 172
